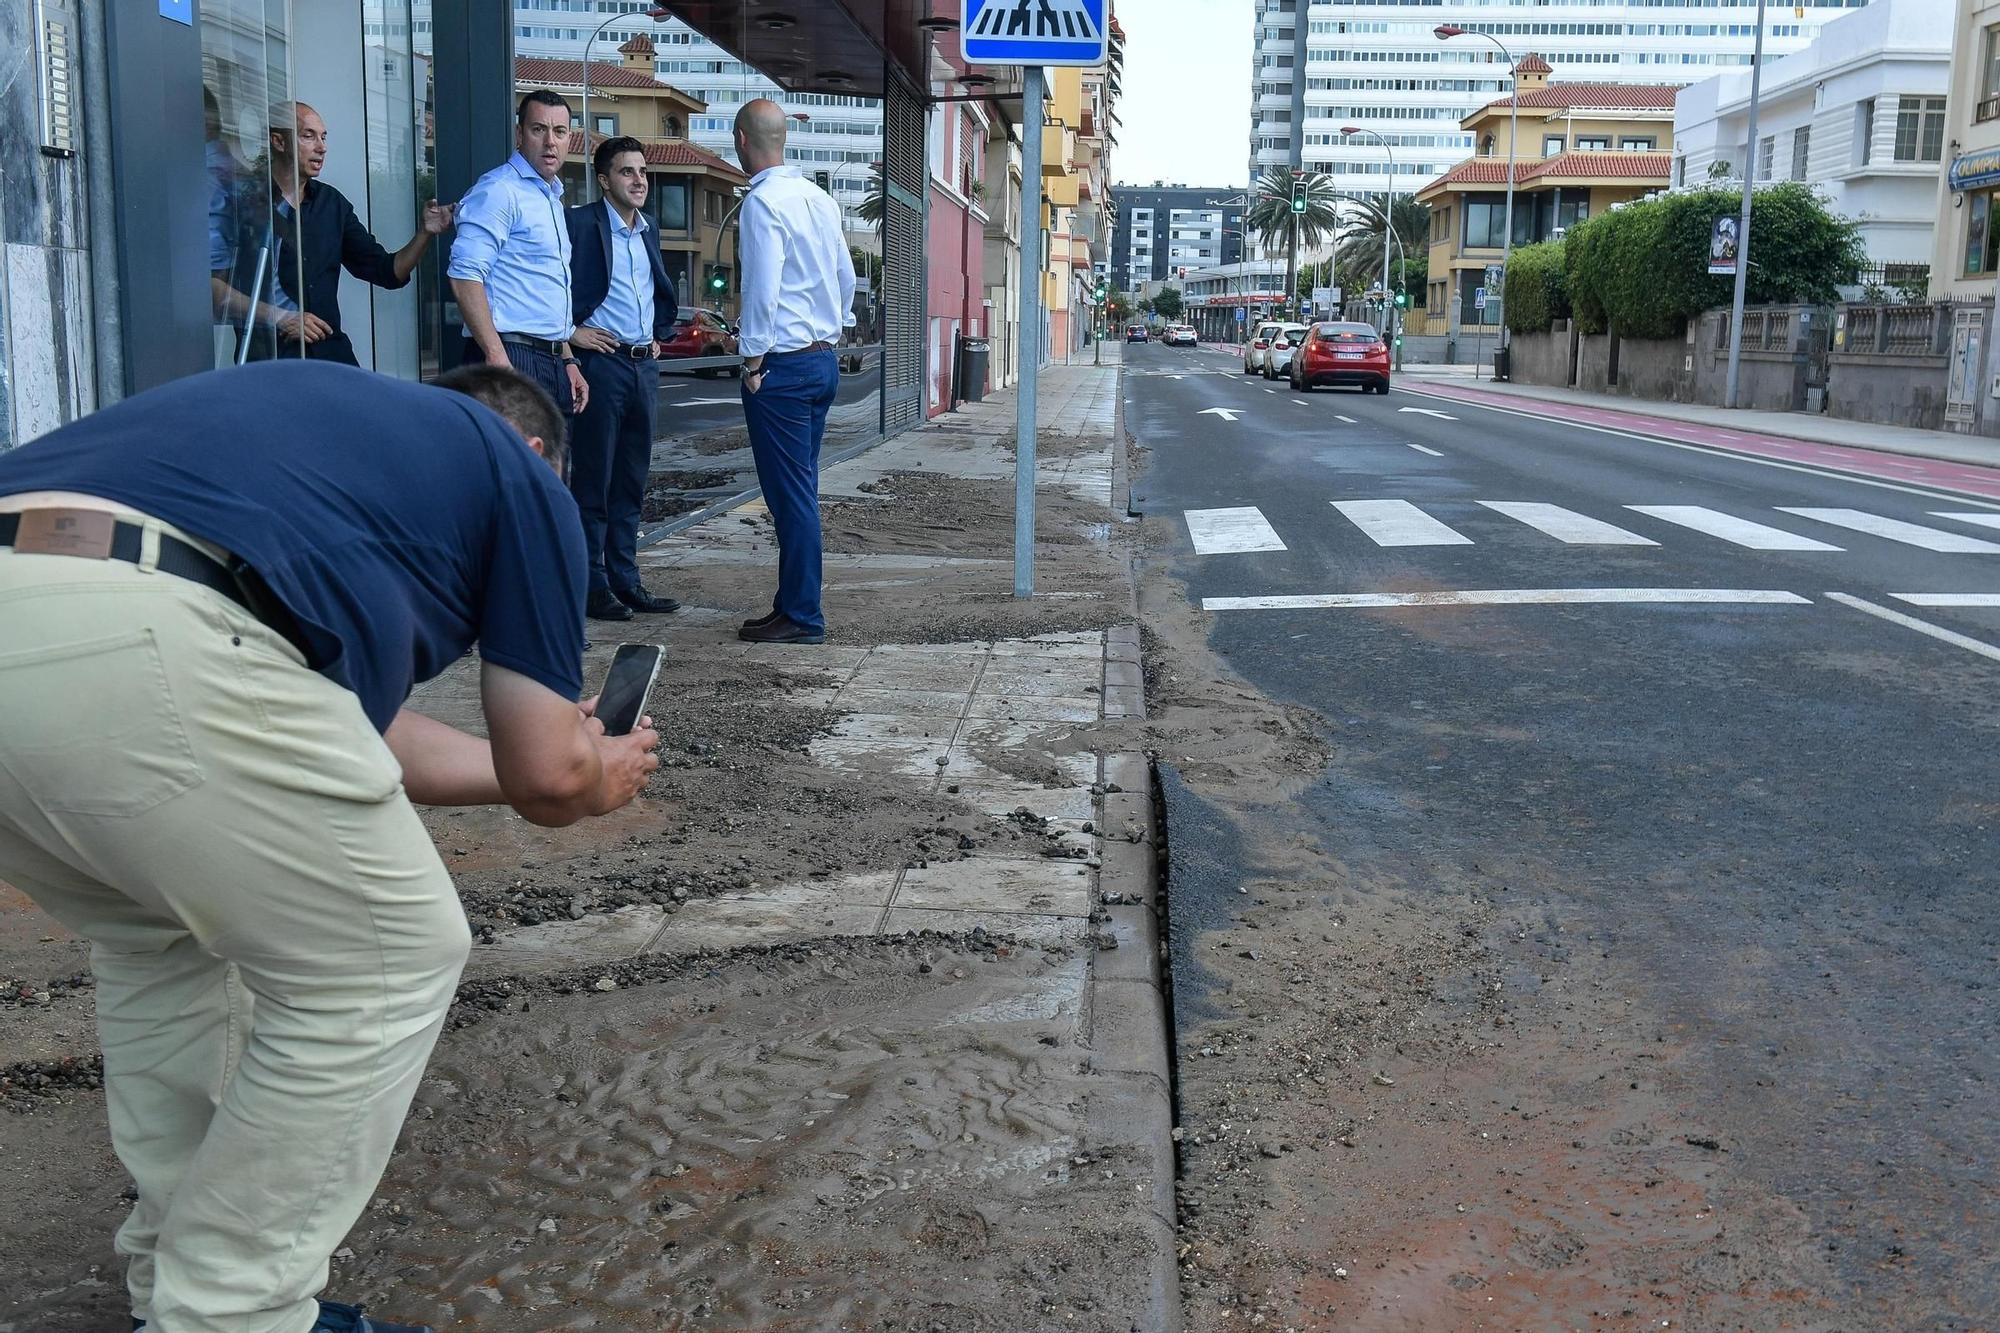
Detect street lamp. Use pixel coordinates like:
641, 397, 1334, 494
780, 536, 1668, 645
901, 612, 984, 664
1341, 125, 1397, 339
1436, 24, 1518, 358
581, 8, 671, 203
1724, 0, 1769, 410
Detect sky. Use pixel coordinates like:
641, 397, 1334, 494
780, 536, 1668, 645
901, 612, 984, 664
1110, 0, 1254, 189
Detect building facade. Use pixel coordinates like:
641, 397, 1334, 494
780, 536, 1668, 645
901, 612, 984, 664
1108, 185, 1247, 294
1932, 0, 2000, 299
1675, 0, 1951, 282
1250, 0, 1874, 201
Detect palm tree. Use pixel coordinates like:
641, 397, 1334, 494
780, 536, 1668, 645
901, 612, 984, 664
855, 161, 887, 232
1331, 195, 1430, 301
1244, 168, 1340, 317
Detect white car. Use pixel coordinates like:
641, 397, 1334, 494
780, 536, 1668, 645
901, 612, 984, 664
1166, 324, 1198, 347
1262, 323, 1310, 379
1243, 321, 1282, 375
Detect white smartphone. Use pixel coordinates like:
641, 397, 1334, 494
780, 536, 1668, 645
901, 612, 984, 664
595, 643, 663, 737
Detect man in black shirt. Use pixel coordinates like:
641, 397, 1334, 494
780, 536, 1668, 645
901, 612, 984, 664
263, 101, 453, 365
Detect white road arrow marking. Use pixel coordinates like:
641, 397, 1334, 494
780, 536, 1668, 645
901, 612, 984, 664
1199, 408, 1243, 422
678, 397, 744, 406
1397, 406, 1458, 420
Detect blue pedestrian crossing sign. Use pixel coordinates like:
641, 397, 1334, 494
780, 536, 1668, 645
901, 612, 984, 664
964, 0, 1109, 66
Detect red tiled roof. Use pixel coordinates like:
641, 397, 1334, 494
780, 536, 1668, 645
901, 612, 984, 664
617, 34, 654, 55
1515, 53, 1552, 74
1425, 150, 1673, 191
566, 128, 747, 181
515, 56, 668, 91
1483, 82, 1682, 112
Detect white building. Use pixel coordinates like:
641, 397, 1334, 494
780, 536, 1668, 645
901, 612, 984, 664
510, 4, 882, 234
1251, 0, 1876, 200
1931, 0, 2000, 300
1674, 0, 1951, 277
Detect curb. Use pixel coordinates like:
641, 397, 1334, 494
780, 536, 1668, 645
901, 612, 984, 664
1084, 627, 1182, 1333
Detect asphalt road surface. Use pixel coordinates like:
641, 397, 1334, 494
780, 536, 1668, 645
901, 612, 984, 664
1128, 340, 1999, 1323
653, 349, 881, 439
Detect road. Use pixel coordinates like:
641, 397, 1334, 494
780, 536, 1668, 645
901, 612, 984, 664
1126, 341, 2000, 1327
652, 349, 881, 439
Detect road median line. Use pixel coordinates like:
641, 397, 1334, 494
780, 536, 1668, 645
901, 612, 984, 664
1202, 588, 1813, 611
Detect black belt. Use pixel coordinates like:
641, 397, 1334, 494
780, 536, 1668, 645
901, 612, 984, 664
769, 340, 834, 357
582, 340, 656, 361
499, 332, 563, 356
0, 512, 314, 661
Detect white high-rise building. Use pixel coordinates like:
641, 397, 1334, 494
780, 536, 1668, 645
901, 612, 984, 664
1249, 0, 1878, 198
510, 4, 881, 233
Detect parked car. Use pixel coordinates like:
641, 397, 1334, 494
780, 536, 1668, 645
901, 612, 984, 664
1166, 324, 1198, 347
1126, 323, 1149, 343
1243, 321, 1282, 375
1291, 320, 1392, 393
658, 309, 740, 376
1261, 323, 1310, 380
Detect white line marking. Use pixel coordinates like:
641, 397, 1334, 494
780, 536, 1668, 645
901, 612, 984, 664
1625, 505, 1842, 551
1478, 501, 1658, 545
1185, 507, 1287, 555
1263, 387, 1277, 394
1776, 508, 2000, 553
1398, 406, 1458, 420
1203, 588, 1812, 611
1889, 593, 2000, 607
1335, 415, 1358, 424
1826, 591, 2000, 664
1331, 499, 1473, 547
1389, 387, 2000, 510
1291, 398, 1309, 406
1405, 442, 1445, 457
1933, 511, 2000, 531
1198, 407, 1242, 421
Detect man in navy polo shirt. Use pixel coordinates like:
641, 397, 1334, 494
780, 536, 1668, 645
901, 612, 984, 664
0, 360, 660, 1333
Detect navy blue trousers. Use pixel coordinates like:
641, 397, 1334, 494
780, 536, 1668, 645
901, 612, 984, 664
569, 350, 658, 594
741, 348, 838, 633
460, 338, 575, 451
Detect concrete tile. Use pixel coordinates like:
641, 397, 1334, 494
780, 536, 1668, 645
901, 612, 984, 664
808, 737, 953, 778
739, 644, 873, 670
946, 782, 1099, 823
831, 687, 972, 718
827, 712, 960, 742
646, 896, 885, 953
864, 643, 994, 659
940, 746, 1095, 788
882, 908, 1092, 952
989, 635, 1102, 657
978, 669, 1102, 698
1103, 661, 1143, 689
963, 695, 1100, 724
471, 906, 664, 972
896, 859, 1091, 916
849, 661, 984, 693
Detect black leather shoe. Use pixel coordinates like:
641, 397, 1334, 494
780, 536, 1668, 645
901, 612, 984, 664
737, 615, 824, 644
587, 589, 634, 621
740, 609, 782, 631
614, 584, 680, 614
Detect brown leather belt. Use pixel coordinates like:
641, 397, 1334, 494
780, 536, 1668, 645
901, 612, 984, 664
0, 509, 314, 661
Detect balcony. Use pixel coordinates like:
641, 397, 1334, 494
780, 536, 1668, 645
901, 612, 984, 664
1041, 123, 1075, 176
1980, 94, 2000, 126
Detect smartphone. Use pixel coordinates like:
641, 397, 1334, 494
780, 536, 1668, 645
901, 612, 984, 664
594, 643, 663, 738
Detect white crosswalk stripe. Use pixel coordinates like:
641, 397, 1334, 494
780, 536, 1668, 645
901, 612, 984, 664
1185, 507, 1287, 555
1624, 505, 1842, 551
1776, 508, 2000, 553
1477, 502, 1657, 546
1929, 511, 2000, 533
1331, 499, 1473, 547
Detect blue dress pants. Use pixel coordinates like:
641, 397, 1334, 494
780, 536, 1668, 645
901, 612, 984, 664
741, 348, 838, 633
569, 349, 658, 594
460, 338, 574, 451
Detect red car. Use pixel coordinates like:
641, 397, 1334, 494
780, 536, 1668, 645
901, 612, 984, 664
1290, 321, 1391, 394
658, 309, 740, 376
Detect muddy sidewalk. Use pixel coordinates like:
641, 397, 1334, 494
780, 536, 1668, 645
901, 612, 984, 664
0, 353, 1184, 1332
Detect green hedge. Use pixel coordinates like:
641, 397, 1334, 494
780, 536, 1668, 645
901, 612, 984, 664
1503, 242, 1568, 334
1562, 183, 1862, 339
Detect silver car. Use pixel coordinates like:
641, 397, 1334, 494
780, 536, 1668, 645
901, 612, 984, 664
1262, 323, 1310, 379
1243, 321, 1282, 375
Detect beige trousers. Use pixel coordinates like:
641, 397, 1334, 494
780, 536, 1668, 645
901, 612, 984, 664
0, 523, 469, 1333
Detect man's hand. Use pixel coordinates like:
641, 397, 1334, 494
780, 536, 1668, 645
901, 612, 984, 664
570, 326, 617, 354
585, 715, 660, 815
567, 361, 589, 413
650, 340, 664, 360
422, 199, 454, 235
277, 311, 332, 344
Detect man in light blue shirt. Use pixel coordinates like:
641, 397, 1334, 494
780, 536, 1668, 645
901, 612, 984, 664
731, 98, 856, 645
566, 136, 681, 622
447, 90, 589, 419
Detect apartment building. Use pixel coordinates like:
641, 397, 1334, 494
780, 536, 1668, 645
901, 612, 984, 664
1932, 0, 2000, 298
1109, 186, 1247, 292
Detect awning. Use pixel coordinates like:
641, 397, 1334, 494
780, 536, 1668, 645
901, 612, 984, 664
1949, 147, 2000, 193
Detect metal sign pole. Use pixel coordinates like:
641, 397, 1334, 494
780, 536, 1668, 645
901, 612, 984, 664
1015, 63, 1045, 599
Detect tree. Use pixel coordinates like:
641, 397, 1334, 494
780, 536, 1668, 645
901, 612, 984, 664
1331, 195, 1430, 301
1502, 241, 1568, 334
1246, 168, 1340, 316
855, 161, 887, 232
1106, 289, 1136, 323
1150, 286, 1184, 321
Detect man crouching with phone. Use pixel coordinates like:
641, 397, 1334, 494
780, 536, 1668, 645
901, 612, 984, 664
0, 360, 658, 1333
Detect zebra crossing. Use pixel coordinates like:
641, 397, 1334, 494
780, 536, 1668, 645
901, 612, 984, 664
1181, 500, 2000, 556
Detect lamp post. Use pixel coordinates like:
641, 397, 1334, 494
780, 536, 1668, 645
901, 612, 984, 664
1436, 24, 1518, 357
1724, 0, 1769, 409
581, 8, 671, 203
1340, 125, 1397, 339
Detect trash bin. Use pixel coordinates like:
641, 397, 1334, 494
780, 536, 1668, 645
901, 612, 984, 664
955, 336, 990, 406
1492, 346, 1511, 382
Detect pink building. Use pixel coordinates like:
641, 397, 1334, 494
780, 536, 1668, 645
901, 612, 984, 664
925, 3, 989, 416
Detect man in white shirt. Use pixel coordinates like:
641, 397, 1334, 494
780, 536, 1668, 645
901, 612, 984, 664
731, 98, 856, 645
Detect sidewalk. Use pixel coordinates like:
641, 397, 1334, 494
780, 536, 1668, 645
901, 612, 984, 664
1400, 368, 2000, 475
0, 355, 1180, 1332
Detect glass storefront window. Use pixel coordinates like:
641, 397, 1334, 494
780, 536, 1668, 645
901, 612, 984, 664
1967, 190, 1993, 278
202, 0, 302, 368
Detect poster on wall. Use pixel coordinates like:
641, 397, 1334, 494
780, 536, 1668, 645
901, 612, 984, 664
1707, 215, 1740, 276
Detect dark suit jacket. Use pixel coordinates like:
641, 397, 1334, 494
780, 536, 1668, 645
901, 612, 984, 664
565, 201, 677, 344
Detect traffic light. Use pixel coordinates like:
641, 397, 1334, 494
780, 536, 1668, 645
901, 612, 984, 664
705, 263, 729, 297
1290, 174, 1308, 215
1395, 291, 1408, 308
1095, 280, 1109, 303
